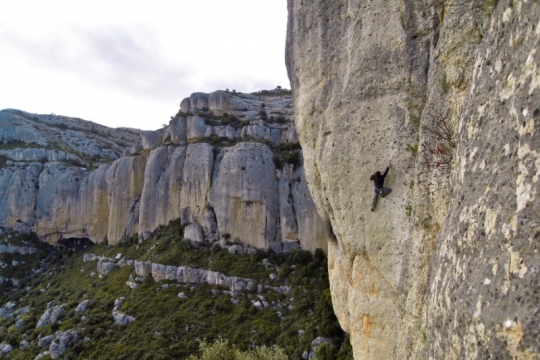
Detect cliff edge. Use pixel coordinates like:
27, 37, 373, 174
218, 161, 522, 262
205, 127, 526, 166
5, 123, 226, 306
0, 90, 329, 253
286, 0, 539, 358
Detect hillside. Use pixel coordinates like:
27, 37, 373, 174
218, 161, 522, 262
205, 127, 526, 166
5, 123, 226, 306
0, 221, 352, 359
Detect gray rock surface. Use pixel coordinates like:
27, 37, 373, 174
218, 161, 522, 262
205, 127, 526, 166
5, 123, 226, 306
111, 296, 135, 325
0, 244, 37, 255
106, 156, 146, 244
202, 205, 219, 242
36, 305, 65, 328
184, 223, 204, 244
141, 129, 163, 150
38, 335, 54, 348
186, 116, 208, 140
96, 257, 118, 275
74, 299, 90, 314
180, 92, 209, 112
139, 146, 186, 237
308, 337, 335, 359
113, 312, 135, 325
287, 0, 540, 358
180, 143, 214, 224
125, 257, 257, 292
0, 93, 328, 253
210, 142, 279, 250
48, 330, 81, 360
0, 302, 16, 320
0, 343, 12, 356
19, 339, 28, 350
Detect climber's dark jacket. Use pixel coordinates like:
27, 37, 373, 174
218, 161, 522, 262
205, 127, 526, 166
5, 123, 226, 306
370, 166, 389, 189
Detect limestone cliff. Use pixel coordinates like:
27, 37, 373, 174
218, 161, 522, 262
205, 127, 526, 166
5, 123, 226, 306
0, 90, 329, 252
287, 0, 539, 358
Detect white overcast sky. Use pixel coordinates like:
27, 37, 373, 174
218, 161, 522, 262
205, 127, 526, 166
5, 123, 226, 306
0, 1, 290, 130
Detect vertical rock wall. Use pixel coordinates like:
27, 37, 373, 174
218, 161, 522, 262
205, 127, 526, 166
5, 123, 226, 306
286, 0, 540, 358
210, 142, 279, 250
106, 156, 147, 244
0, 92, 329, 253
139, 146, 187, 236
286, 0, 430, 357
423, 1, 540, 358
77, 165, 110, 243
180, 144, 214, 224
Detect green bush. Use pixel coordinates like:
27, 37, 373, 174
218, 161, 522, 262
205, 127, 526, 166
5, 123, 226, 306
188, 339, 288, 360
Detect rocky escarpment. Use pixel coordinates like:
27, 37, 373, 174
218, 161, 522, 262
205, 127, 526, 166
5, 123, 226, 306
0, 90, 328, 252
287, 0, 539, 358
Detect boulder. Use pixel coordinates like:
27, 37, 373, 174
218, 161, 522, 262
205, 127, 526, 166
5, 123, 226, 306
228, 245, 244, 255
36, 305, 65, 328
184, 223, 204, 244
0, 301, 16, 319
19, 339, 28, 350
113, 297, 125, 310
83, 253, 97, 262
134, 261, 152, 276
113, 312, 135, 325
74, 299, 90, 314
152, 263, 178, 281
48, 330, 80, 360
96, 258, 118, 275
308, 337, 335, 359
0, 343, 12, 356
38, 335, 54, 348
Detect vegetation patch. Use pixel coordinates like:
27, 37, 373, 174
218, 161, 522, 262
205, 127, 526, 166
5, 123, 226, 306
252, 89, 292, 97
0, 155, 7, 170
1, 221, 352, 359
273, 142, 302, 169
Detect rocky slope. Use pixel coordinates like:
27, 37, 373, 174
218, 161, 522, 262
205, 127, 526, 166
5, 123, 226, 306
287, 0, 539, 358
0, 90, 328, 252
0, 223, 351, 359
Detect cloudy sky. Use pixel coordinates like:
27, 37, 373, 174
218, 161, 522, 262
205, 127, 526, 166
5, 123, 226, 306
0, 1, 290, 130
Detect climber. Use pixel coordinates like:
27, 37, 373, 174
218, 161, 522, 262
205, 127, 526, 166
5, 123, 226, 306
370, 162, 392, 211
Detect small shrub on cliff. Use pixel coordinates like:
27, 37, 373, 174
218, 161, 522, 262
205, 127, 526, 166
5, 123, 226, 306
0, 154, 9, 169
274, 142, 302, 169
258, 110, 268, 120
417, 114, 456, 194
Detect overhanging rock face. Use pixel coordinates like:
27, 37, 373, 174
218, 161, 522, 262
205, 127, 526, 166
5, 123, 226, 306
286, 0, 540, 358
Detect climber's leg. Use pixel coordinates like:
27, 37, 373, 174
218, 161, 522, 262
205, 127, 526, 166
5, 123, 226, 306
371, 188, 380, 211
380, 187, 392, 198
